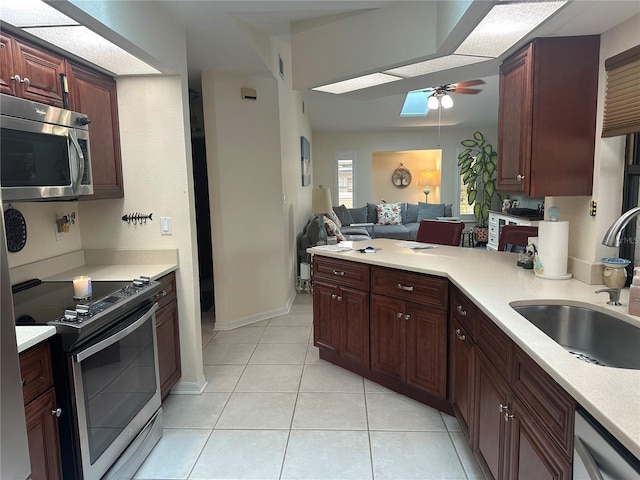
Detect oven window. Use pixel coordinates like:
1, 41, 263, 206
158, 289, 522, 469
79, 315, 157, 464
1, 128, 71, 186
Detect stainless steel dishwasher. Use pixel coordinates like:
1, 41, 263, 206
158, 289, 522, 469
573, 408, 640, 479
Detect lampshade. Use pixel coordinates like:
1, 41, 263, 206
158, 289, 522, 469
427, 94, 440, 110
312, 187, 332, 214
418, 170, 440, 186
441, 94, 453, 109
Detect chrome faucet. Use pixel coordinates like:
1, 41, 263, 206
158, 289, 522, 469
602, 206, 640, 247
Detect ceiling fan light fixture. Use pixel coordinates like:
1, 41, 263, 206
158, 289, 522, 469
441, 94, 453, 109
427, 95, 440, 110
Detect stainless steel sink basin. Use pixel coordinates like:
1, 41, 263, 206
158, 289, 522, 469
511, 302, 640, 369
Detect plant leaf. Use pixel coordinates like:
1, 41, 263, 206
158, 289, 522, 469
481, 204, 490, 222
461, 139, 477, 147
458, 148, 472, 159
485, 161, 495, 175
473, 131, 484, 142
468, 189, 477, 205
483, 170, 491, 184
485, 180, 495, 197
460, 165, 471, 175
490, 152, 498, 165
474, 202, 482, 219
483, 145, 493, 156
475, 151, 484, 164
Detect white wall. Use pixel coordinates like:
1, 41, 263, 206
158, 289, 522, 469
312, 127, 497, 212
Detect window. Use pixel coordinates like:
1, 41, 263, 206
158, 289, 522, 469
335, 152, 355, 208
619, 134, 640, 277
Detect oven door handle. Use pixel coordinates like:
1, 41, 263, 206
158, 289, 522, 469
73, 303, 158, 363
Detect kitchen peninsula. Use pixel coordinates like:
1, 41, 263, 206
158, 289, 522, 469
308, 238, 640, 466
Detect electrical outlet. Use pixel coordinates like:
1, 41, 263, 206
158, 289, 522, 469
589, 200, 597, 216
54, 222, 64, 241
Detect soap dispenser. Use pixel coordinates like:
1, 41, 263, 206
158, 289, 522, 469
628, 267, 640, 316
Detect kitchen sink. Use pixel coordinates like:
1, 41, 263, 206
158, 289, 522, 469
510, 302, 640, 369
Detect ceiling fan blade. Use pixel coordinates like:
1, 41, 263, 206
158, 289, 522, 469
454, 79, 486, 88
453, 87, 483, 95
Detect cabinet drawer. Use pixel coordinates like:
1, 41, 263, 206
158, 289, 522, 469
371, 267, 447, 309
19, 341, 54, 405
512, 347, 575, 457
313, 257, 370, 290
155, 271, 177, 310
476, 311, 512, 380
449, 286, 476, 339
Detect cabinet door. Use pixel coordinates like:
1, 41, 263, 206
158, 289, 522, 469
405, 303, 447, 398
157, 298, 181, 400
313, 280, 340, 354
497, 43, 533, 195
25, 388, 62, 480
12, 37, 65, 106
507, 397, 571, 480
474, 352, 511, 480
339, 286, 370, 368
370, 294, 405, 382
450, 319, 475, 443
0, 33, 17, 95
67, 62, 124, 199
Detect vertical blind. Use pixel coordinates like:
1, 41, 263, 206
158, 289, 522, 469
602, 45, 640, 137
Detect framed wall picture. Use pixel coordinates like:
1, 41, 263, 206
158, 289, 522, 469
301, 136, 311, 186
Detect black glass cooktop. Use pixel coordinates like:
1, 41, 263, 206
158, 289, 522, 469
12, 279, 130, 326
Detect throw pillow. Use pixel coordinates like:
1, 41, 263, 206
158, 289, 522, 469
327, 210, 342, 227
444, 204, 453, 217
377, 203, 403, 225
367, 203, 378, 223
332, 205, 354, 226
403, 203, 419, 223
323, 215, 346, 242
417, 202, 445, 221
349, 206, 368, 224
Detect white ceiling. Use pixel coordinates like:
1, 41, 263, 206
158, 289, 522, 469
157, 1, 640, 133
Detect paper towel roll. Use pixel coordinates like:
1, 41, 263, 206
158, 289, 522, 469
535, 220, 571, 279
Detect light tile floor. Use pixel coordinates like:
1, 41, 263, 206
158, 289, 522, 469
134, 294, 483, 480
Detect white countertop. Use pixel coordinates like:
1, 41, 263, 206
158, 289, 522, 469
309, 238, 640, 459
16, 326, 56, 353
42, 264, 177, 282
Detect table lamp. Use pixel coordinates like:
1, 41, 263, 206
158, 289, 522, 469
418, 170, 440, 202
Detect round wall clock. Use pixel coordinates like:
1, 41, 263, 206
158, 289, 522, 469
391, 164, 412, 188
4, 206, 27, 252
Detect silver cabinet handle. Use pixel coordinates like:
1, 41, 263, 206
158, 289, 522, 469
516, 174, 525, 181
404, 314, 411, 320
51, 408, 62, 417
331, 294, 337, 299
397, 312, 403, 318
11, 74, 21, 82
455, 328, 466, 341
336, 296, 342, 301
11, 74, 30, 85
504, 412, 515, 422
499, 403, 508, 413
332, 269, 345, 276
456, 305, 467, 316
22, 77, 30, 86
397, 283, 414, 291
154, 289, 168, 300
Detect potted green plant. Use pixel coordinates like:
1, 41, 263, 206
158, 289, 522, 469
457, 131, 499, 243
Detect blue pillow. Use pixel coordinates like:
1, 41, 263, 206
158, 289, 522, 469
349, 206, 368, 224
403, 203, 419, 223
367, 203, 378, 223
417, 202, 445, 221
444, 204, 453, 217
332, 205, 354, 225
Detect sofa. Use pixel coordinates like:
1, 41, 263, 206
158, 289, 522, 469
298, 201, 453, 265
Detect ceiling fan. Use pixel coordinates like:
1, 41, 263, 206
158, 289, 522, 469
423, 79, 486, 110
400, 79, 485, 118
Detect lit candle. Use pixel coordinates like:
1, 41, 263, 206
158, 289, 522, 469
73, 276, 92, 298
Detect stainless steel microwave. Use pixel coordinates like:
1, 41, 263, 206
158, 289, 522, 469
1, 94, 93, 201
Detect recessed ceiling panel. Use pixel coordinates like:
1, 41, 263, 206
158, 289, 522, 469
384, 55, 491, 78
312, 72, 403, 94
455, 1, 566, 58
1, 0, 78, 27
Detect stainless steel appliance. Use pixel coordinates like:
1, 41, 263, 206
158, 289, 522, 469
1, 93, 93, 201
574, 407, 640, 479
13, 276, 164, 480
1, 192, 31, 479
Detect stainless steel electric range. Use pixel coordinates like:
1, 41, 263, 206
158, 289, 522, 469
13, 276, 164, 480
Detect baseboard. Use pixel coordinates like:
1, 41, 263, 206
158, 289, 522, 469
169, 375, 208, 395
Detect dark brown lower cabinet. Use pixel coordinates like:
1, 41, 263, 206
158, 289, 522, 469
370, 294, 447, 398
474, 346, 573, 480
450, 318, 475, 443
20, 341, 62, 480
156, 272, 181, 400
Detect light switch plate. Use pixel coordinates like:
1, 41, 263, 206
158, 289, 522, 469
160, 217, 172, 235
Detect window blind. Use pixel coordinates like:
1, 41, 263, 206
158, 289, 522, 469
602, 45, 640, 137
